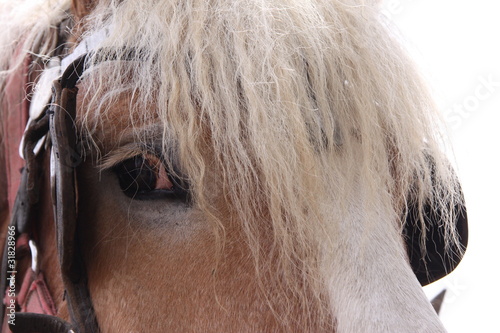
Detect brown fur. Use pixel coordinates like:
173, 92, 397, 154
70, 0, 96, 43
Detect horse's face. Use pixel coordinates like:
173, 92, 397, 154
0, 1, 466, 332
75, 89, 323, 332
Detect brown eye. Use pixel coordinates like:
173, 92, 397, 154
114, 154, 176, 200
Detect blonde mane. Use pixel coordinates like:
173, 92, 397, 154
1, 0, 463, 331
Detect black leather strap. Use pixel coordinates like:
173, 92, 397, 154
9, 313, 76, 333
0, 112, 50, 330
49, 79, 98, 333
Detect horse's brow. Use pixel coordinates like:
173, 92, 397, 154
98, 125, 169, 171
99, 143, 146, 171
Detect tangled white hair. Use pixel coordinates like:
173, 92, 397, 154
1, 0, 462, 331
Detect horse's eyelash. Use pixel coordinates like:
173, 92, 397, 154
98, 145, 155, 172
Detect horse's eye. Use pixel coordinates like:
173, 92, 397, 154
113, 154, 176, 200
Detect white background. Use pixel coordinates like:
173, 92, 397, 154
383, 1, 500, 332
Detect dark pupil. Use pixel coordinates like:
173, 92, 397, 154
115, 156, 157, 197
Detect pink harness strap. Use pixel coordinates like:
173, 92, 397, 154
17, 270, 57, 316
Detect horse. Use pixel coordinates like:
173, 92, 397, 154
0, 0, 467, 332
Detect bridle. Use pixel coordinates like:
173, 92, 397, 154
0, 36, 146, 330
0, 19, 468, 333
0, 22, 157, 331
1, 51, 101, 333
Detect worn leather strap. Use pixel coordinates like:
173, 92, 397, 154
9, 313, 75, 333
49, 79, 98, 333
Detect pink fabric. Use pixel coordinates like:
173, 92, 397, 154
1, 55, 31, 213
4, 268, 58, 312
21, 272, 57, 316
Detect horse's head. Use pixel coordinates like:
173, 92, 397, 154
0, 1, 467, 332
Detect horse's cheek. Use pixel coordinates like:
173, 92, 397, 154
76, 164, 212, 331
